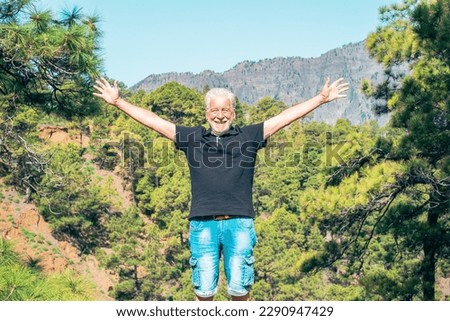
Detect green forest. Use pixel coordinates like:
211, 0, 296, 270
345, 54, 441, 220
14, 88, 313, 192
0, 0, 449, 301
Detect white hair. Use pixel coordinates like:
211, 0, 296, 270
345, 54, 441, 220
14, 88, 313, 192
205, 88, 236, 110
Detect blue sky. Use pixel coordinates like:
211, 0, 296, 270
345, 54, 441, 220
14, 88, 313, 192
38, 0, 395, 87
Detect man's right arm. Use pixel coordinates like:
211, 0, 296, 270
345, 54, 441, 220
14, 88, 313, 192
93, 77, 176, 142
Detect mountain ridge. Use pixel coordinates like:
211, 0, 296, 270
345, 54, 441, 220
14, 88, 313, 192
133, 41, 389, 125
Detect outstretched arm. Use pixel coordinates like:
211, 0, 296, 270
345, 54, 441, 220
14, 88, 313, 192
263, 78, 349, 139
93, 77, 176, 142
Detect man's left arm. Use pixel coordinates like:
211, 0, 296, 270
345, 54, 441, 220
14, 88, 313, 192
263, 78, 349, 139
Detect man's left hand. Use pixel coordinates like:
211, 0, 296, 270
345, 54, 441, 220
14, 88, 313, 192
319, 77, 349, 103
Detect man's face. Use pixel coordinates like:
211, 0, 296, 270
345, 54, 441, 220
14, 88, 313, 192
206, 96, 235, 136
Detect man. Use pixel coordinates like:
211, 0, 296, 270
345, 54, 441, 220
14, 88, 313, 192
94, 77, 348, 301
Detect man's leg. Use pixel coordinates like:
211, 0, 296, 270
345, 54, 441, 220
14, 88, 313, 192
189, 219, 220, 300
222, 217, 257, 300
196, 295, 214, 301
231, 293, 250, 301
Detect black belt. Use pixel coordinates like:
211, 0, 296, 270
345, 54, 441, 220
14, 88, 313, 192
193, 215, 235, 221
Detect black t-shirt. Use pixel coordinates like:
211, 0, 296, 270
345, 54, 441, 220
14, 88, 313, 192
175, 123, 266, 219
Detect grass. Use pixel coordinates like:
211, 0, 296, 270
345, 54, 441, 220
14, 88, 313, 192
52, 247, 61, 255
21, 227, 37, 242
38, 114, 72, 127
38, 233, 45, 244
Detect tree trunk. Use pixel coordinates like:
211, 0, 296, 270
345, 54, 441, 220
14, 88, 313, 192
134, 265, 141, 291
421, 191, 443, 301
25, 185, 32, 203
422, 226, 436, 300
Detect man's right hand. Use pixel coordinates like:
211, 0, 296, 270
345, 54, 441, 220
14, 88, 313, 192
93, 76, 176, 141
93, 77, 120, 105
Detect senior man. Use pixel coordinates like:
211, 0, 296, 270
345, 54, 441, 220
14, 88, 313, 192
94, 77, 348, 301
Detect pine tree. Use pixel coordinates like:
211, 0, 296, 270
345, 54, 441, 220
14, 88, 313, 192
363, 0, 449, 300
102, 207, 147, 300
0, 238, 95, 300
0, 0, 102, 199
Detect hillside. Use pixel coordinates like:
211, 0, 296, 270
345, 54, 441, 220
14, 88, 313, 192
0, 127, 129, 300
2, 123, 449, 301
0, 181, 118, 300
133, 41, 389, 125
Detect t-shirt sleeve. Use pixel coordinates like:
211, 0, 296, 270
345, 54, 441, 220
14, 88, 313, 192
241, 122, 267, 150
175, 125, 199, 151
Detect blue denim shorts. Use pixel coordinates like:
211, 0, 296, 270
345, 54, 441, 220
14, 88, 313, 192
188, 216, 257, 298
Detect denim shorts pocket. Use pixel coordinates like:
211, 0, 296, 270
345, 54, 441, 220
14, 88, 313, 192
243, 255, 255, 287
237, 217, 254, 229
189, 257, 200, 288
237, 218, 257, 246
189, 219, 205, 232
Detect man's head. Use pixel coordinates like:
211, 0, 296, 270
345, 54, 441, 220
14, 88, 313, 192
205, 88, 236, 136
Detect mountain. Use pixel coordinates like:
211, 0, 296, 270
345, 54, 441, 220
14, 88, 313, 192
132, 41, 389, 125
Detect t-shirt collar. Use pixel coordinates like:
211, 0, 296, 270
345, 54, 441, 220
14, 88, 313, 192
204, 125, 239, 137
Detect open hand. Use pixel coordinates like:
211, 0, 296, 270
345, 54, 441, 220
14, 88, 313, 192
319, 77, 349, 103
93, 77, 120, 105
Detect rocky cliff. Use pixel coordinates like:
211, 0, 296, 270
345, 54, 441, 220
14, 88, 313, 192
133, 41, 389, 125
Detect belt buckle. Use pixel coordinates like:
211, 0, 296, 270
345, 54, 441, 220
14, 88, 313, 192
214, 215, 231, 221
